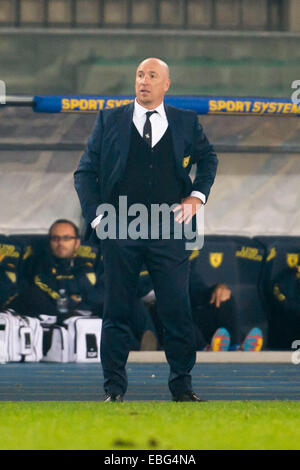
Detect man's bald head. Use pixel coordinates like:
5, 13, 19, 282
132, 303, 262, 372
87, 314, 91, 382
135, 57, 171, 109
138, 58, 170, 78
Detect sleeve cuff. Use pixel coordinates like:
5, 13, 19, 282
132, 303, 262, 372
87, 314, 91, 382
190, 191, 206, 204
91, 214, 103, 229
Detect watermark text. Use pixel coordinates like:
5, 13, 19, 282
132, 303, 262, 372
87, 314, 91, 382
0, 80, 6, 104
95, 196, 204, 250
291, 80, 300, 105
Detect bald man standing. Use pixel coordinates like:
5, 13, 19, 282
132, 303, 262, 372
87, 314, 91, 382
74, 58, 218, 402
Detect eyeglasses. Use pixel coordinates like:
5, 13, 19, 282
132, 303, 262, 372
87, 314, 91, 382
49, 236, 78, 242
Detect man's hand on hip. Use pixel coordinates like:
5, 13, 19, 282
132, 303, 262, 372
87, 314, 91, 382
173, 196, 203, 224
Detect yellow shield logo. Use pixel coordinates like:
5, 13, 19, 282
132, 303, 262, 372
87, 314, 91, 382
209, 252, 223, 268
183, 156, 190, 168
286, 253, 299, 268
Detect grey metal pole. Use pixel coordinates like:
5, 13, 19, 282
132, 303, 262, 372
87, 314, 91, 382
1, 95, 34, 107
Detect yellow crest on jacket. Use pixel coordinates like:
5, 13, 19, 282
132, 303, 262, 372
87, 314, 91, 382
286, 253, 299, 268
209, 252, 223, 268
182, 156, 190, 168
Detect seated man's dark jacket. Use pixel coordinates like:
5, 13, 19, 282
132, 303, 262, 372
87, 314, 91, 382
0, 240, 22, 310
273, 267, 300, 316
12, 247, 102, 317
189, 271, 215, 308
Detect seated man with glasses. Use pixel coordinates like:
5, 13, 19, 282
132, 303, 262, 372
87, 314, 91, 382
11, 219, 101, 321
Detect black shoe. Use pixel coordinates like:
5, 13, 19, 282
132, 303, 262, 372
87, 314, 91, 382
172, 391, 207, 402
104, 393, 124, 402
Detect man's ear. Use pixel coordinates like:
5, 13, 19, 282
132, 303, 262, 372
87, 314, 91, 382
75, 238, 81, 251
165, 78, 171, 93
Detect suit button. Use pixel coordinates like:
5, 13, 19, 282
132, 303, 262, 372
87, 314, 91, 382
149, 164, 153, 169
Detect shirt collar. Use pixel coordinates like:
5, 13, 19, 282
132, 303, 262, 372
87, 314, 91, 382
134, 99, 166, 120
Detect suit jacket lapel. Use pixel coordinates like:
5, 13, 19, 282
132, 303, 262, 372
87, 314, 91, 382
105, 103, 133, 200
165, 104, 185, 171
118, 102, 134, 172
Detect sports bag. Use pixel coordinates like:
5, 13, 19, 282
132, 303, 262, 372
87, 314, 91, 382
42, 324, 69, 363
0, 310, 43, 363
42, 315, 102, 363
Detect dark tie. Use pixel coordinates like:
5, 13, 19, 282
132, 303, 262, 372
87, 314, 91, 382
143, 111, 157, 147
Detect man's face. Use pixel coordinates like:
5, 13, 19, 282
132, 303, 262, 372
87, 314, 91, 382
135, 58, 170, 109
49, 223, 80, 259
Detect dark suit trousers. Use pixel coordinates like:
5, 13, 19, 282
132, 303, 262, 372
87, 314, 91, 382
100, 236, 196, 396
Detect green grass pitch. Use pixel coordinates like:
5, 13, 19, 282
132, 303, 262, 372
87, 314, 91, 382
1, 401, 300, 450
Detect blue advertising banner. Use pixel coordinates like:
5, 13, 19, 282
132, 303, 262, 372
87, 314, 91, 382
33, 95, 300, 116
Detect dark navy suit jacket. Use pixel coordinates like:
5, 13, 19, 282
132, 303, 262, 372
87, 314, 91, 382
74, 101, 218, 236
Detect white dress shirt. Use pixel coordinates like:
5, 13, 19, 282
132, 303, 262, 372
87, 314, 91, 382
133, 99, 169, 148
91, 99, 205, 228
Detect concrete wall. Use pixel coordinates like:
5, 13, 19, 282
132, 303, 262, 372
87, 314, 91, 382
0, 29, 299, 97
